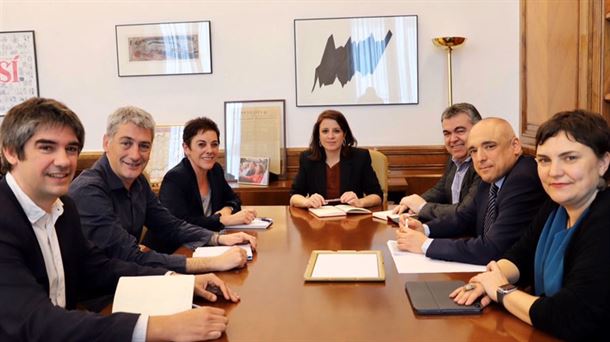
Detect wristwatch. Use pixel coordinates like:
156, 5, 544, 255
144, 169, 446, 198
496, 283, 517, 307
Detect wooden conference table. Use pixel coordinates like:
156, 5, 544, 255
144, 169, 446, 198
193, 206, 558, 342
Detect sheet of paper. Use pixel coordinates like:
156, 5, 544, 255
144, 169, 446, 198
193, 244, 253, 260
224, 218, 271, 229
387, 240, 486, 274
112, 275, 194, 315
311, 253, 379, 278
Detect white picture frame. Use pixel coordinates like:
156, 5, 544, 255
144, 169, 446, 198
115, 21, 212, 77
294, 15, 418, 107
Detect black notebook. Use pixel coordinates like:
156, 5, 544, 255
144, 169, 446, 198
405, 280, 483, 315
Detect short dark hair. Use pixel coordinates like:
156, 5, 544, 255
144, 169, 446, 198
536, 110, 610, 178
183, 117, 220, 146
308, 110, 357, 161
1, 97, 85, 173
441, 103, 482, 124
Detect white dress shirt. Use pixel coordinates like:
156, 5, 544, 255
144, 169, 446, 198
421, 176, 506, 254
6, 172, 66, 308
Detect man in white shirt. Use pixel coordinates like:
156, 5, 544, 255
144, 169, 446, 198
0, 97, 236, 341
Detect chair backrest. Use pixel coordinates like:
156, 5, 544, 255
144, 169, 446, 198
368, 149, 388, 204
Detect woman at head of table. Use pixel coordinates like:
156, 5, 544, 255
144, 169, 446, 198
158, 117, 257, 230
289, 109, 382, 208
450, 110, 610, 340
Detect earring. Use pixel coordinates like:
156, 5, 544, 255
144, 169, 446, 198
342, 140, 346, 146
319, 141, 322, 147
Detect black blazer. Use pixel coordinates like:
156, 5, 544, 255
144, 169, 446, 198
290, 147, 383, 199
426, 156, 548, 265
502, 189, 610, 340
0, 179, 165, 341
418, 157, 481, 221
156, 157, 241, 231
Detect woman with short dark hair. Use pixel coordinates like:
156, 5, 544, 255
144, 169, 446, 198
451, 110, 610, 340
157, 117, 256, 230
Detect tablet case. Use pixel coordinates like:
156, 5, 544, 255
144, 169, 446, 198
405, 280, 483, 315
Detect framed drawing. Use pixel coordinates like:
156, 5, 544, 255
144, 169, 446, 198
0, 30, 39, 115
115, 21, 212, 77
238, 157, 270, 186
224, 100, 286, 182
294, 15, 418, 107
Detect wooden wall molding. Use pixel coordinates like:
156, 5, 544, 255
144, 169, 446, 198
77, 146, 450, 200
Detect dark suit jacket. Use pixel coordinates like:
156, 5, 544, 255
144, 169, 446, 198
426, 155, 547, 265
0, 179, 166, 341
502, 189, 610, 341
418, 157, 481, 221
290, 147, 383, 199
154, 157, 240, 232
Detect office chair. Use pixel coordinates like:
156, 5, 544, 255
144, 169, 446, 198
368, 149, 388, 205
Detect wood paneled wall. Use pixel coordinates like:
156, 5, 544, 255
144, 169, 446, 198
520, 0, 609, 147
77, 146, 449, 201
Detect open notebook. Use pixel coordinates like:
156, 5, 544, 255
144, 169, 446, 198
309, 205, 371, 218
372, 209, 401, 224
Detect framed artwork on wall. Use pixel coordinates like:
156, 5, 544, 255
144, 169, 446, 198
115, 21, 212, 77
294, 15, 418, 107
0, 30, 39, 115
224, 99, 286, 182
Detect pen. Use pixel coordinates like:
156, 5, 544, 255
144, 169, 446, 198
260, 217, 273, 223
192, 303, 201, 308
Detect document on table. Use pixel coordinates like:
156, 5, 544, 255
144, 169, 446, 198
193, 244, 253, 260
387, 240, 486, 274
224, 218, 272, 229
112, 275, 194, 315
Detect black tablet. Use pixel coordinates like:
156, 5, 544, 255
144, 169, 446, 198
405, 280, 483, 315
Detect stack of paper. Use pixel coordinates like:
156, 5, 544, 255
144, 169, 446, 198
387, 240, 486, 274
112, 275, 194, 315
193, 244, 253, 260
224, 218, 272, 229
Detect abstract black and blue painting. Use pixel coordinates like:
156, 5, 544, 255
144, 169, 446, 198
295, 15, 418, 107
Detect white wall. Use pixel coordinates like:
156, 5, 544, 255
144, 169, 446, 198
0, 0, 519, 151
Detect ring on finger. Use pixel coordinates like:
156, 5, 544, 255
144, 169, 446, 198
463, 283, 476, 292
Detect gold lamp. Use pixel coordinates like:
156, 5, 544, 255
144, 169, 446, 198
433, 36, 466, 106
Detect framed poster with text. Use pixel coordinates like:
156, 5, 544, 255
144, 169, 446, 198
224, 100, 286, 181
0, 30, 39, 115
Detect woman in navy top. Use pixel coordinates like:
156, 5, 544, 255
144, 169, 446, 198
451, 110, 610, 340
